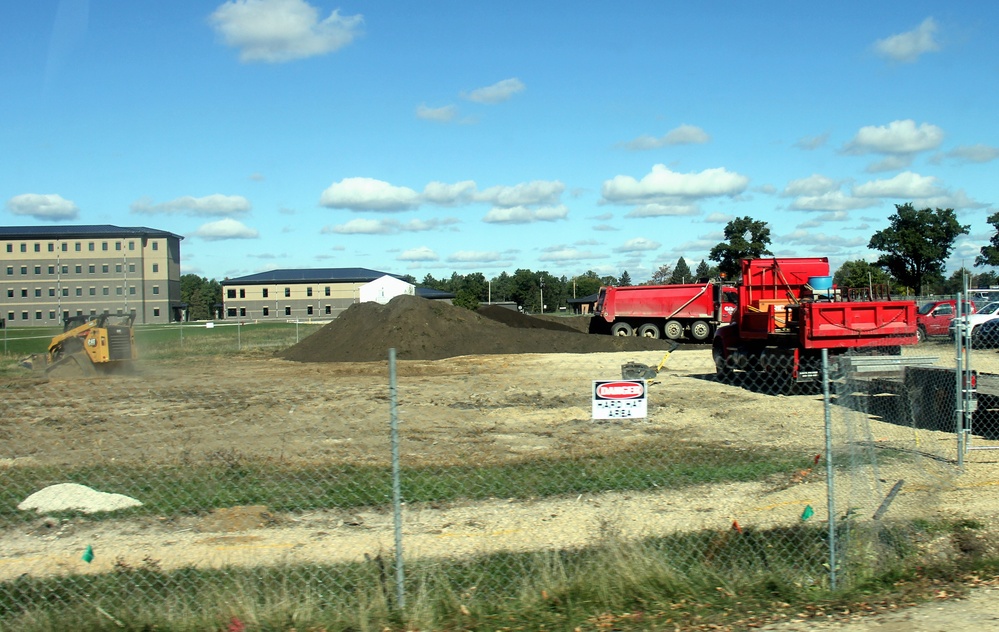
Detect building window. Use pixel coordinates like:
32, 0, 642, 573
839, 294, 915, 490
89, 287, 96, 296
7, 312, 12, 321
75, 242, 81, 251
20, 266, 27, 275
325, 305, 331, 315
21, 289, 27, 297
61, 288, 67, 296
152, 263, 159, 273
102, 287, 109, 296
75, 265, 82, 274
76, 288, 82, 296
21, 312, 28, 320
49, 311, 55, 319
88, 242, 95, 251
307, 287, 313, 297
5, 267, 11, 275
102, 242, 108, 251
115, 264, 122, 273
128, 241, 135, 251
129, 264, 135, 273
284, 306, 291, 316
239, 307, 246, 317
61, 266, 68, 274
20, 244, 26, 252
34, 266, 41, 274
262, 288, 268, 298
153, 308, 160, 317
284, 287, 291, 297
152, 242, 158, 251
129, 286, 135, 295
61, 243, 68, 252
115, 242, 121, 251
325, 286, 331, 296
152, 286, 159, 295
5, 244, 10, 253
227, 308, 237, 317
48, 243, 54, 252
116, 287, 123, 296
34, 289, 41, 297
48, 266, 55, 274
227, 289, 236, 299
49, 289, 55, 297
102, 264, 109, 273
89, 265, 95, 273
262, 307, 269, 316
5, 290, 11, 298
35, 311, 42, 319
307, 305, 314, 315
34, 243, 40, 252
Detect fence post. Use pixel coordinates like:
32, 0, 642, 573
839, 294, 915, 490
956, 291, 965, 468
822, 349, 837, 590
389, 348, 405, 610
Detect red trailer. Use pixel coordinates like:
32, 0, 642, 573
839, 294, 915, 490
712, 257, 919, 388
594, 282, 737, 341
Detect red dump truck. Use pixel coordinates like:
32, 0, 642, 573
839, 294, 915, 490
712, 257, 919, 389
593, 282, 737, 341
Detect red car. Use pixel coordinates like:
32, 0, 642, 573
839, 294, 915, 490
916, 299, 976, 342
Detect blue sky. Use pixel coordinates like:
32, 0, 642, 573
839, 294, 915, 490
2, 1, 998, 283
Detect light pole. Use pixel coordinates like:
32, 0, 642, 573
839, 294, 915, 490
539, 280, 545, 314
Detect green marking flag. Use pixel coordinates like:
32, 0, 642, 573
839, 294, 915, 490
82, 545, 94, 563
801, 505, 815, 521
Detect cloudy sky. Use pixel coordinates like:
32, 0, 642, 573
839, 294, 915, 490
3, 1, 998, 282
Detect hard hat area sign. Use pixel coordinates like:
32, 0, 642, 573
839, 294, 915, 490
592, 380, 647, 419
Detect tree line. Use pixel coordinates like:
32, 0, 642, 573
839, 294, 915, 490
182, 203, 999, 317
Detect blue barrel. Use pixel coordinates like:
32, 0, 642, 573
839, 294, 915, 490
807, 276, 833, 291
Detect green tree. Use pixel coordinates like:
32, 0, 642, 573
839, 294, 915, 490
572, 271, 603, 298
868, 203, 969, 294
832, 260, 893, 290
695, 259, 713, 281
708, 216, 773, 280
647, 264, 672, 285
976, 211, 999, 269
618, 271, 632, 287
669, 257, 692, 284
180, 274, 222, 320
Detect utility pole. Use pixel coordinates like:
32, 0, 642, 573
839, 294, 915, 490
539, 280, 545, 314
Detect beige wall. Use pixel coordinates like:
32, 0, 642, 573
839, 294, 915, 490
222, 281, 365, 320
1, 234, 180, 326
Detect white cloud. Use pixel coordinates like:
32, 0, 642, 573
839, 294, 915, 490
482, 204, 568, 224
592, 224, 618, 232
190, 218, 259, 240
209, 0, 362, 63
790, 192, 878, 212
6, 193, 79, 220
422, 180, 477, 206
704, 212, 734, 224
944, 144, 999, 164
322, 217, 460, 234
320, 177, 421, 211
853, 171, 943, 198
625, 203, 700, 218
477, 180, 564, 207
601, 165, 749, 204
844, 119, 944, 155
447, 250, 506, 263
620, 124, 710, 150
130, 194, 251, 217
782, 174, 840, 197
874, 17, 940, 63
397, 246, 439, 262
615, 237, 661, 252
538, 247, 608, 262
865, 155, 915, 172
794, 133, 829, 150
416, 104, 458, 122
463, 78, 525, 104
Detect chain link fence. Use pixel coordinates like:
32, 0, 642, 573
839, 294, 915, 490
0, 317, 994, 627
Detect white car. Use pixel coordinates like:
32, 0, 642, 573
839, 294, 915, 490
949, 301, 999, 339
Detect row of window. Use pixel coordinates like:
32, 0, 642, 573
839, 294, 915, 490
4, 240, 159, 253
5, 263, 159, 276
226, 286, 333, 299
6, 307, 161, 322
5, 286, 159, 298
226, 304, 334, 318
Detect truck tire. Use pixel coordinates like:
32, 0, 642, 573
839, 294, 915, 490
637, 323, 661, 338
690, 320, 712, 341
916, 325, 926, 343
664, 320, 683, 340
713, 343, 733, 382
610, 322, 633, 337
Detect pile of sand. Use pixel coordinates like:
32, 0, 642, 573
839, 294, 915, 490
281, 295, 672, 362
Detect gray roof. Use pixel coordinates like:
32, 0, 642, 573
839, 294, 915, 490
0, 224, 183, 240
222, 268, 404, 285
415, 287, 455, 300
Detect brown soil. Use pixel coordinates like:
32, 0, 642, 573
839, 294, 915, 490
280, 295, 667, 362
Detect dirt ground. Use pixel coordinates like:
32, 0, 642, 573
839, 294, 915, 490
2, 297, 999, 628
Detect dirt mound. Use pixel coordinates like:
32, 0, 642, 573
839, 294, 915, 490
281, 295, 674, 362
476, 305, 580, 332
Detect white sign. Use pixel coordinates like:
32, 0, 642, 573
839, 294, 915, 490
592, 380, 647, 419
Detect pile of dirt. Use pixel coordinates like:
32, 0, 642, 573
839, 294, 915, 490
281, 295, 672, 362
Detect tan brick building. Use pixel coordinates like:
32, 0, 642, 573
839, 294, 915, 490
1, 225, 183, 326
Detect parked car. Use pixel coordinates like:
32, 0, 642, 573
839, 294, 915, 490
949, 301, 999, 340
971, 316, 999, 348
916, 299, 976, 342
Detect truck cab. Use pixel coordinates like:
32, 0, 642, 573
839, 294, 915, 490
916, 299, 975, 342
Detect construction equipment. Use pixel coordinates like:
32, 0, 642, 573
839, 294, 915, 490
621, 340, 680, 381
22, 313, 138, 377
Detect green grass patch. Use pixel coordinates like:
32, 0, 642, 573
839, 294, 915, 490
1, 519, 994, 631
0, 444, 807, 526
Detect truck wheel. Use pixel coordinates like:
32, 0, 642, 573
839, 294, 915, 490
611, 322, 633, 337
664, 320, 683, 340
713, 344, 732, 381
637, 323, 661, 338
916, 326, 926, 343
690, 320, 712, 341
